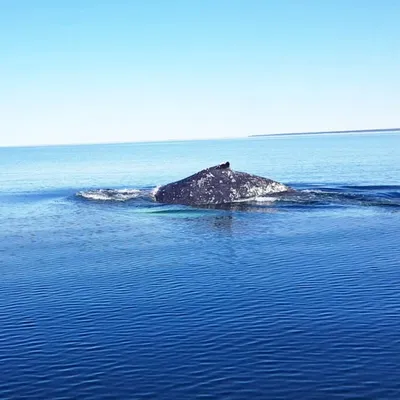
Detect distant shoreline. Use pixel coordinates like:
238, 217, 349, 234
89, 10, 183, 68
250, 128, 400, 138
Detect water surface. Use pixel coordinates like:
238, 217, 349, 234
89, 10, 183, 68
1, 133, 400, 399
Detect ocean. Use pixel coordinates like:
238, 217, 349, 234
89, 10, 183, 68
1, 133, 400, 399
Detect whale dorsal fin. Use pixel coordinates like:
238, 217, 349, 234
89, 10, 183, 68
216, 161, 230, 169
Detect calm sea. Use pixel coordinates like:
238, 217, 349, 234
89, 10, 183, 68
1, 133, 400, 399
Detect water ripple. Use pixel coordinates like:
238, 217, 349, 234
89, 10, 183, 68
1, 183, 400, 399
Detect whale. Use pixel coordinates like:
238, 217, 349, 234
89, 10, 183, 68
154, 162, 293, 206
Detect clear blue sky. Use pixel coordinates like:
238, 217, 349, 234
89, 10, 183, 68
1, 0, 399, 146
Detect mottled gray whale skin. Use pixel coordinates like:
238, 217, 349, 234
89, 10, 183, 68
154, 162, 293, 206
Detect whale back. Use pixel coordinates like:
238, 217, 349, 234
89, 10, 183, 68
155, 163, 291, 205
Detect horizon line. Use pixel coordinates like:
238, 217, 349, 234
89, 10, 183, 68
249, 127, 400, 137
1, 128, 399, 149
0, 134, 244, 149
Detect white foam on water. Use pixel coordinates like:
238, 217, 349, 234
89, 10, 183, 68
301, 189, 324, 194
151, 186, 160, 199
233, 196, 279, 203
77, 189, 144, 201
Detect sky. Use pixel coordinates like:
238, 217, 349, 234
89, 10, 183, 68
1, 0, 400, 146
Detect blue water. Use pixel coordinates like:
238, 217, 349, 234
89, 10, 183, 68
1, 133, 400, 399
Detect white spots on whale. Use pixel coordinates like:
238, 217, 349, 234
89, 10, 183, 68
154, 163, 292, 205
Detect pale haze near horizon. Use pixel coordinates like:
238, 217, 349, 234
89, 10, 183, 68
1, 0, 399, 147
